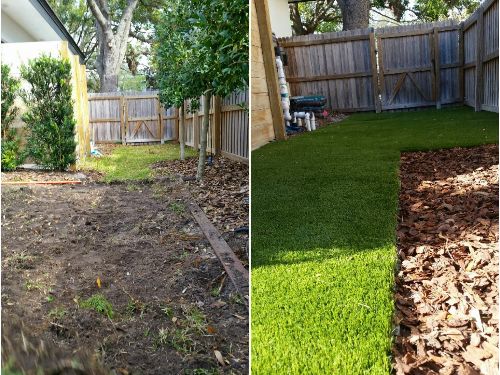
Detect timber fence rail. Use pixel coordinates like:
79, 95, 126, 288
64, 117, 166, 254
88, 89, 249, 163
278, 0, 498, 113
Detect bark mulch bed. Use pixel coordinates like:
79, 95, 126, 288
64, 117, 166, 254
152, 156, 249, 265
1, 179, 248, 374
394, 144, 499, 375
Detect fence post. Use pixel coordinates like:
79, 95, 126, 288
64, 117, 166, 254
213, 96, 222, 155
459, 22, 465, 104
156, 97, 164, 144
475, 6, 484, 111
120, 96, 126, 145
175, 107, 179, 142
433, 28, 441, 109
369, 29, 381, 113
254, 0, 286, 141
194, 98, 201, 150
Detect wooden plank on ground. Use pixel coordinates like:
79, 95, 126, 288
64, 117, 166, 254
188, 200, 249, 304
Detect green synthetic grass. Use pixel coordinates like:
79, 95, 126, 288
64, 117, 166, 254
251, 106, 498, 374
79, 143, 195, 182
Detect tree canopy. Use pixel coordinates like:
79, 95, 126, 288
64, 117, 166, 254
290, 0, 480, 35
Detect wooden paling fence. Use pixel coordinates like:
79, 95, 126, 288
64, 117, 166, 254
463, 0, 498, 112
278, 0, 498, 113
88, 89, 249, 163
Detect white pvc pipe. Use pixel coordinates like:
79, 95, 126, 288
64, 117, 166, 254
304, 113, 311, 131
311, 113, 316, 131
276, 57, 292, 124
293, 111, 313, 131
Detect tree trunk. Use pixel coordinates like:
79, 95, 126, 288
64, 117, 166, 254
179, 103, 185, 161
337, 0, 370, 30
88, 0, 139, 92
100, 73, 119, 92
196, 92, 211, 180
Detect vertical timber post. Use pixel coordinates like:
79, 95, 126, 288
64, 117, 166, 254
156, 96, 164, 144
213, 96, 222, 155
120, 96, 126, 145
459, 22, 465, 104
475, 5, 484, 111
434, 27, 441, 109
369, 29, 381, 113
254, 0, 286, 140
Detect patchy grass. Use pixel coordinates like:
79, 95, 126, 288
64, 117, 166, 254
251, 107, 498, 374
48, 307, 67, 320
80, 294, 114, 319
80, 143, 195, 182
169, 201, 185, 214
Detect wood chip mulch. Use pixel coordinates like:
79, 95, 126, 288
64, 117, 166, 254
152, 156, 249, 234
394, 144, 499, 375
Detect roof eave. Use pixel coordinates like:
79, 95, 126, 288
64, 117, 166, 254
29, 0, 86, 64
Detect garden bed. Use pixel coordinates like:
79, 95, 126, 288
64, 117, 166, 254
1, 179, 248, 374
394, 144, 499, 374
152, 156, 249, 266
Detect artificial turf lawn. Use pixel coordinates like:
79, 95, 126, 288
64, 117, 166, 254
251, 106, 498, 374
79, 143, 195, 182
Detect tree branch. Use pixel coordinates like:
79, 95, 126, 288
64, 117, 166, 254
86, 0, 107, 30
129, 29, 152, 43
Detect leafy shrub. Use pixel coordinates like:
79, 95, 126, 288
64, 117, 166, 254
1, 137, 24, 171
1, 64, 20, 130
20, 56, 76, 170
1, 64, 24, 171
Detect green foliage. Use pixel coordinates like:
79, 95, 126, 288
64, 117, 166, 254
251, 107, 498, 374
154, 0, 248, 107
20, 56, 76, 170
413, 0, 479, 21
47, 0, 163, 90
80, 294, 114, 318
46, 0, 95, 60
1, 64, 20, 132
118, 69, 148, 91
1, 137, 24, 171
291, 2, 342, 35
293, 0, 481, 35
154, 0, 205, 108
1, 64, 24, 171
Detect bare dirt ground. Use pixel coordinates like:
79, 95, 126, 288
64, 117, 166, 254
1, 178, 248, 374
152, 156, 249, 267
394, 144, 498, 375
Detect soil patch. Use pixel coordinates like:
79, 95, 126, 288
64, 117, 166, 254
2, 179, 248, 374
152, 156, 248, 265
394, 144, 498, 374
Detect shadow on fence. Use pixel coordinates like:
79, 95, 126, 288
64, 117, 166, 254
88, 89, 249, 163
277, 0, 498, 114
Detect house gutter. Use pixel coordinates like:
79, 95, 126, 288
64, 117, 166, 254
28, 0, 86, 64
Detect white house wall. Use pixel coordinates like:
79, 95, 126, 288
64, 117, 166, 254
268, 0, 292, 37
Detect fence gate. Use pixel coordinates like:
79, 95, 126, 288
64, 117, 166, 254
124, 95, 162, 143
376, 21, 461, 111
377, 27, 437, 110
